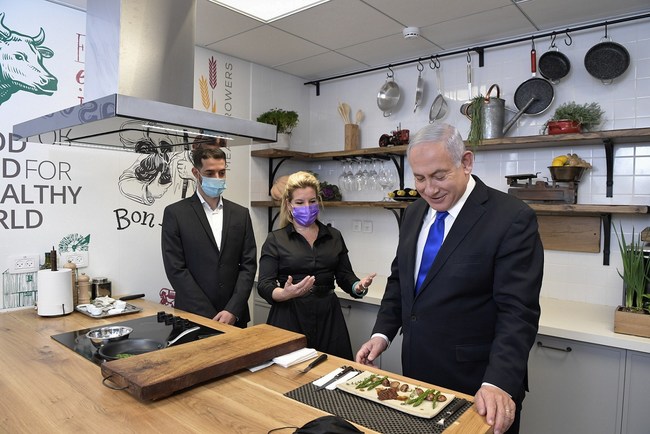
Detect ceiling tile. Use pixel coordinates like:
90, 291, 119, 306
206, 26, 329, 67
338, 33, 442, 70
274, 51, 369, 80
196, 1, 263, 45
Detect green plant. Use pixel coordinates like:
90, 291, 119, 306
467, 95, 485, 148
614, 223, 650, 312
549, 101, 604, 131
256, 108, 299, 134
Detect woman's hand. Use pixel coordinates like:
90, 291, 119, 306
273, 275, 316, 302
355, 273, 377, 294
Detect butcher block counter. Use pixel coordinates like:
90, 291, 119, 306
0, 300, 491, 433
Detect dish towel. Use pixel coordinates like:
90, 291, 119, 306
272, 347, 318, 368
415, 211, 448, 295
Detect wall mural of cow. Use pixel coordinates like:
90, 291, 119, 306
0, 12, 58, 105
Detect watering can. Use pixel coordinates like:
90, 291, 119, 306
461, 84, 535, 139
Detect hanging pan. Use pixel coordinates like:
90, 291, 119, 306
513, 40, 554, 116
377, 66, 401, 117
584, 24, 630, 83
538, 33, 571, 83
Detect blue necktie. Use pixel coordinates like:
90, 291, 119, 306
415, 211, 448, 294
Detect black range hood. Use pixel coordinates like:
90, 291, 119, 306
13, 0, 276, 151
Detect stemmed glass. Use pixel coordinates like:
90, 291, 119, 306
338, 159, 353, 192
367, 158, 379, 191
378, 161, 396, 200
353, 158, 365, 191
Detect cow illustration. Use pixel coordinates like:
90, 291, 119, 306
0, 12, 58, 105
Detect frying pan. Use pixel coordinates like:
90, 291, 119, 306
584, 37, 630, 82
538, 36, 571, 83
99, 338, 164, 360
514, 41, 554, 115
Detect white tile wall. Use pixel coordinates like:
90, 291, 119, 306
249, 20, 650, 307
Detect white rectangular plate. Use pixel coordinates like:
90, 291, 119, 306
336, 370, 455, 419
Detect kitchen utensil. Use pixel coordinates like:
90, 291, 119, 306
99, 338, 165, 360
86, 326, 133, 348
538, 34, 571, 83
429, 59, 448, 123
513, 40, 554, 115
548, 165, 587, 182
413, 62, 424, 113
166, 326, 200, 347
298, 353, 328, 373
315, 365, 356, 391
337, 103, 348, 124
119, 293, 145, 301
480, 84, 534, 139
377, 69, 401, 117
342, 102, 352, 124
355, 109, 364, 125
436, 398, 468, 426
584, 26, 630, 83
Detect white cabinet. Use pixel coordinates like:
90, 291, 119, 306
340, 299, 382, 365
521, 335, 626, 434
622, 350, 650, 434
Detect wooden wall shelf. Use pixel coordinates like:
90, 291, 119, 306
251, 128, 650, 264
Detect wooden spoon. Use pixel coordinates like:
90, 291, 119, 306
355, 109, 364, 125
342, 102, 352, 124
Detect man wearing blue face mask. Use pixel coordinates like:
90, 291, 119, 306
161, 148, 257, 327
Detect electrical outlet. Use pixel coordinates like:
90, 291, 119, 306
362, 220, 373, 233
352, 220, 362, 232
9, 254, 40, 274
61, 251, 89, 268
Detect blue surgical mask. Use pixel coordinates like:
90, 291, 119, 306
201, 177, 226, 198
292, 203, 319, 226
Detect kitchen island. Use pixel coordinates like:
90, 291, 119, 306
0, 300, 491, 433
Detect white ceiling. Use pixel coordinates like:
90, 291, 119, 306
51, 0, 650, 81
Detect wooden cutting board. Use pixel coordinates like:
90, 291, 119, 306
100, 324, 306, 400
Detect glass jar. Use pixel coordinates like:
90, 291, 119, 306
91, 277, 112, 299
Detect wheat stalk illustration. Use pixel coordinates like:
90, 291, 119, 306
199, 76, 210, 110
209, 57, 217, 113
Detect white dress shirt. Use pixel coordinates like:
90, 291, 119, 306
197, 192, 224, 249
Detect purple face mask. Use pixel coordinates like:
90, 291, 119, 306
292, 203, 319, 226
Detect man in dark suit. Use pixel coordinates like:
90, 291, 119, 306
356, 123, 543, 434
161, 147, 257, 327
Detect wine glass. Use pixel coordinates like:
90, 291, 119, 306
353, 158, 365, 191
378, 161, 396, 200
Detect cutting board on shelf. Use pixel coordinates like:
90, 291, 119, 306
100, 324, 306, 401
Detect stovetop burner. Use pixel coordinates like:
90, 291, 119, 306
51, 312, 224, 366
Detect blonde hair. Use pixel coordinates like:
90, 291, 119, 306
278, 171, 323, 228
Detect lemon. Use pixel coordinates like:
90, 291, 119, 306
551, 155, 569, 167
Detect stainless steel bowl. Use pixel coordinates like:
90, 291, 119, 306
548, 166, 587, 182
86, 326, 133, 348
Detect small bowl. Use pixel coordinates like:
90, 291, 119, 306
548, 166, 587, 182
86, 326, 133, 348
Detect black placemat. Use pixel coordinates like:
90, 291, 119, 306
285, 383, 472, 434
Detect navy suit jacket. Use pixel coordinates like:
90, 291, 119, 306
161, 194, 257, 327
372, 175, 543, 400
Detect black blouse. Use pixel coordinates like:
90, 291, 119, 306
257, 221, 361, 303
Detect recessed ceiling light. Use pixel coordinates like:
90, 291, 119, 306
208, 0, 330, 23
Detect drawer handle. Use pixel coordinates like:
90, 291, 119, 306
537, 341, 572, 352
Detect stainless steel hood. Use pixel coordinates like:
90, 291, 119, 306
12, 0, 276, 150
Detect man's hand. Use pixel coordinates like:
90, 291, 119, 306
213, 310, 236, 325
474, 384, 516, 434
355, 336, 388, 367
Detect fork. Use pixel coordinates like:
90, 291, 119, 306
436, 398, 468, 426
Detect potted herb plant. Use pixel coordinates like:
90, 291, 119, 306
613, 223, 650, 338
256, 108, 299, 149
545, 101, 604, 135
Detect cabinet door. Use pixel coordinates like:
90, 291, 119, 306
622, 350, 650, 434
339, 299, 381, 367
253, 294, 271, 325
380, 331, 403, 375
520, 335, 625, 434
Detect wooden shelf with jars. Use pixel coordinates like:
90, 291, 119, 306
251, 128, 650, 264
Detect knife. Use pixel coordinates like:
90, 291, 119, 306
436, 398, 469, 426
119, 293, 145, 301
298, 353, 328, 373
315, 365, 356, 391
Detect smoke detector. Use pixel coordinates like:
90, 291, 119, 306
403, 26, 420, 39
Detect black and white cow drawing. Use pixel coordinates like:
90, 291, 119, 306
0, 12, 58, 105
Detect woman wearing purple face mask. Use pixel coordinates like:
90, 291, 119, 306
257, 171, 376, 360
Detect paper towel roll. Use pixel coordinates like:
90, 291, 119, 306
37, 269, 73, 316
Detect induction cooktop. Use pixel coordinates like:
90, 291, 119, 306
51, 312, 224, 366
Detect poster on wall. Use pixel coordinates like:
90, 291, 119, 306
1, 2, 253, 310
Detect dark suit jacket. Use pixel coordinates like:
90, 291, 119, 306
372, 175, 543, 401
161, 194, 257, 327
